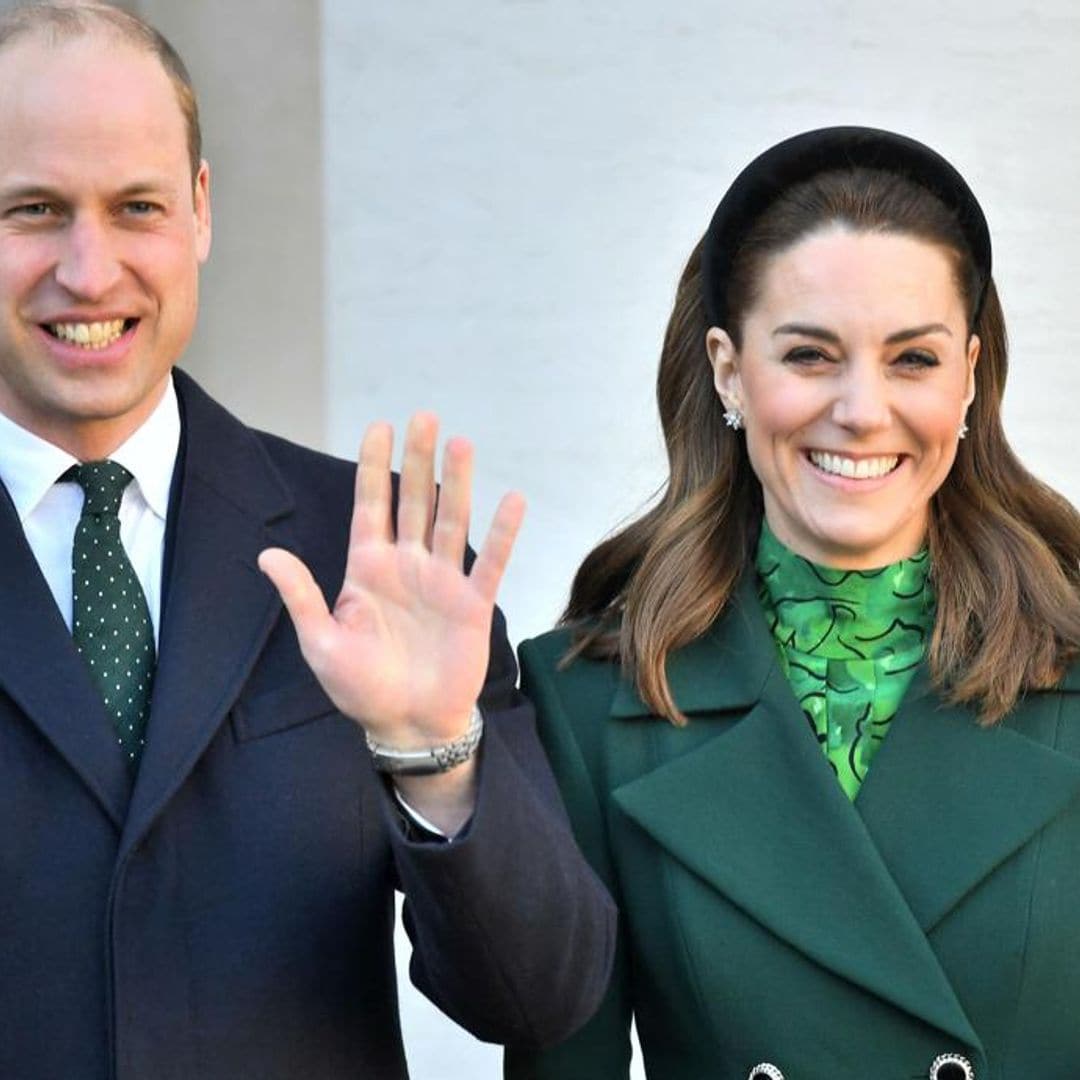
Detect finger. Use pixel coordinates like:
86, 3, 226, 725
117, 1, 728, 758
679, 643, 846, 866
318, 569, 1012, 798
431, 436, 473, 567
257, 548, 335, 662
350, 422, 394, 549
468, 491, 526, 605
397, 412, 438, 546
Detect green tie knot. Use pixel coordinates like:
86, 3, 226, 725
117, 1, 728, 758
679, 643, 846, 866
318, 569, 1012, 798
69, 460, 133, 516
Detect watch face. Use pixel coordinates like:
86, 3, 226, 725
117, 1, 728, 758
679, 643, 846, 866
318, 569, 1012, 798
375, 751, 442, 776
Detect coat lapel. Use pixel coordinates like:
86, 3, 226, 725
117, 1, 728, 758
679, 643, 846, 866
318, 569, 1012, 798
609, 576, 984, 1051
121, 372, 295, 855
0, 484, 131, 828
856, 668, 1080, 932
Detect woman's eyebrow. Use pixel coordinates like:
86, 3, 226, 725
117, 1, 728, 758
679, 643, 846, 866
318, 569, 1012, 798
772, 323, 841, 343
771, 322, 953, 344
884, 322, 952, 343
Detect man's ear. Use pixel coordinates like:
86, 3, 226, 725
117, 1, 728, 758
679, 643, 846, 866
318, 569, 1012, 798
194, 159, 212, 263
705, 326, 742, 414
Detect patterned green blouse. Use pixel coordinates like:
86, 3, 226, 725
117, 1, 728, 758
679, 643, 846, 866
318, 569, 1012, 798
754, 523, 935, 800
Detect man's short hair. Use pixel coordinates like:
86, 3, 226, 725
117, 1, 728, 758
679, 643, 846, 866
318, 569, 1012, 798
0, 2, 202, 184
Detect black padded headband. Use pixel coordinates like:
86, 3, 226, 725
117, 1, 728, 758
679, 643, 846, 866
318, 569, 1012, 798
700, 126, 993, 330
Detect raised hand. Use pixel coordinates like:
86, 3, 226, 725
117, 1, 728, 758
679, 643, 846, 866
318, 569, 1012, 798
257, 413, 525, 758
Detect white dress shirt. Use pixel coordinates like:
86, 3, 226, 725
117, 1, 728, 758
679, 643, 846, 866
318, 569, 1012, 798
0, 378, 179, 645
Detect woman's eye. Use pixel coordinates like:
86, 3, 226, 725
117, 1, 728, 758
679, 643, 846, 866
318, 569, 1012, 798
895, 350, 939, 368
783, 346, 834, 365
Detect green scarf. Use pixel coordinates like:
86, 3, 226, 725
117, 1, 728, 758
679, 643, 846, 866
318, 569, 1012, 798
754, 523, 935, 800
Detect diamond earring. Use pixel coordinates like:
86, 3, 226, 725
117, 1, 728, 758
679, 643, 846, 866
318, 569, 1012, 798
958, 417, 969, 440
723, 408, 744, 431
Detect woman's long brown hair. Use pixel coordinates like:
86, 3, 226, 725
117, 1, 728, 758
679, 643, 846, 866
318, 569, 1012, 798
564, 168, 1080, 724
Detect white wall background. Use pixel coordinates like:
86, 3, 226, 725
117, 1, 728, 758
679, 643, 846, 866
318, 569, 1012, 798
324, 0, 1080, 647
322, 2, 1080, 1076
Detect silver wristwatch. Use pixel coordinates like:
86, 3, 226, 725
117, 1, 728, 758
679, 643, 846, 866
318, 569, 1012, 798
365, 706, 484, 775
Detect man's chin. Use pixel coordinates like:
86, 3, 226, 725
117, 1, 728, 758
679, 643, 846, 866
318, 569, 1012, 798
17, 375, 172, 457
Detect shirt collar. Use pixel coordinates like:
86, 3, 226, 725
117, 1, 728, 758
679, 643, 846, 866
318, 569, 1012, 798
109, 378, 180, 521
0, 408, 77, 522
754, 519, 935, 661
0, 375, 180, 523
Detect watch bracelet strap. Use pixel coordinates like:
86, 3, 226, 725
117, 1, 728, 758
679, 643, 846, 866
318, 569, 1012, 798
365, 705, 483, 775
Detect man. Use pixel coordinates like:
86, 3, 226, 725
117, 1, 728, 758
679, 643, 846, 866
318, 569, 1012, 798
0, 4, 614, 1077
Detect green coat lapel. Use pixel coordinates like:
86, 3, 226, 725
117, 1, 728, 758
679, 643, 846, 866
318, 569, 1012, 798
609, 576, 989, 1052
856, 667, 1080, 933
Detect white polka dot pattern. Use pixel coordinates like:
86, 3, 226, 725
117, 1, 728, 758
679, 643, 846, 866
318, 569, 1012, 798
67, 460, 156, 769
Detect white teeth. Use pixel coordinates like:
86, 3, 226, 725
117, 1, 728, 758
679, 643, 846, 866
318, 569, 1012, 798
47, 319, 127, 350
809, 451, 899, 479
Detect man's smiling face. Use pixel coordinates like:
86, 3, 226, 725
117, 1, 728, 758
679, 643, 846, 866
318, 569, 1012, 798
0, 30, 210, 459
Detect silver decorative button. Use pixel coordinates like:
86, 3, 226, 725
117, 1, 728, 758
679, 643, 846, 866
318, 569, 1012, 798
748, 1065, 785, 1080
929, 1052, 974, 1080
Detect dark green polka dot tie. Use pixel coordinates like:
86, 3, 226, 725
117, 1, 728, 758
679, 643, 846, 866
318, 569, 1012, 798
67, 460, 156, 769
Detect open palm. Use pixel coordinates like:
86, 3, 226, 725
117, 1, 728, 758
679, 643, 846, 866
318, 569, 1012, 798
258, 414, 525, 747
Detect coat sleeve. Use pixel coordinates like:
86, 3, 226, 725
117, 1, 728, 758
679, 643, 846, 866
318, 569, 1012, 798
504, 636, 635, 1079
384, 605, 618, 1049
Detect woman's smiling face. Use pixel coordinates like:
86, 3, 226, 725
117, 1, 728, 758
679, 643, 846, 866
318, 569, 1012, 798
708, 226, 979, 569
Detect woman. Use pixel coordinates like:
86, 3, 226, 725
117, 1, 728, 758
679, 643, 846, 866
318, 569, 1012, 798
506, 128, 1080, 1080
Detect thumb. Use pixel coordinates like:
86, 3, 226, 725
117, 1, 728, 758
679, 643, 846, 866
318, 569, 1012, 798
257, 547, 333, 649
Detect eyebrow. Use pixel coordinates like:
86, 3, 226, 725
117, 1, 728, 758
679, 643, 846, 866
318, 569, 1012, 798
0, 183, 64, 203
112, 180, 175, 199
772, 322, 953, 344
0, 178, 175, 203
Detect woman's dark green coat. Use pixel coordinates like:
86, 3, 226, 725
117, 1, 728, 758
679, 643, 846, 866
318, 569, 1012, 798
507, 577, 1080, 1080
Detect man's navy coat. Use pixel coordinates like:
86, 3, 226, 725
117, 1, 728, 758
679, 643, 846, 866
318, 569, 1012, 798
0, 370, 615, 1079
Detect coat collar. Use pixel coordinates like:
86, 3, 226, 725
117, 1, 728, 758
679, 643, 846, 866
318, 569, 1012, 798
1059, 662, 1080, 691
609, 576, 774, 719
0, 482, 132, 828
119, 369, 295, 854
608, 574, 1080, 1054
855, 666, 1080, 932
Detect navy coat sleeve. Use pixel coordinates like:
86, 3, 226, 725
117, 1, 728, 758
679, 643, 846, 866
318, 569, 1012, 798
388, 603, 619, 1048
